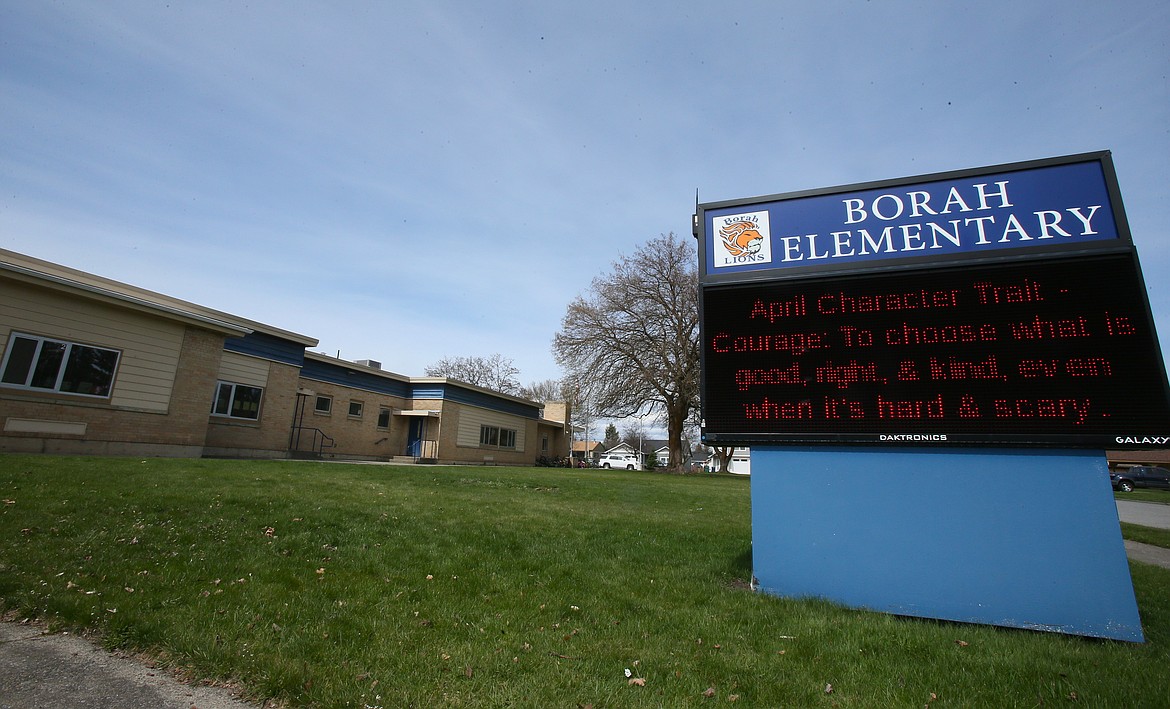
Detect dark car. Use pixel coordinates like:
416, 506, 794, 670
1111, 466, 1170, 492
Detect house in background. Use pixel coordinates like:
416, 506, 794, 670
600, 440, 671, 468
726, 447, 751, 475
571, 439, 603, 465
0, 249, 571, 465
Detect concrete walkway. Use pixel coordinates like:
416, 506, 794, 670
1115, 499, 1170, 571
1115, 498, 1170, 530
1124, 540, 1170, 568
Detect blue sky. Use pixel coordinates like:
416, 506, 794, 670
2, 1, 1169, 394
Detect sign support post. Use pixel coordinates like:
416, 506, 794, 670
750, 446, 1142, 642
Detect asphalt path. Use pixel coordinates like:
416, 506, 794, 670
0, 622, 259, 709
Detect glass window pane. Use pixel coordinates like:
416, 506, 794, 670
30, 340, 66, 389
377, 408, 391, 428
348, 401, 363, 417
60, 345, 119, 396
213, 383, 232, 415
314, 396, 331, 413
230, 385, 263, 419
1, 336, 38, 385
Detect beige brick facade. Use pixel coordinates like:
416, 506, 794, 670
293, 379, 411, 459
2, 249, 570, 465
0, 286, 231, 457
204, 361, 304, 458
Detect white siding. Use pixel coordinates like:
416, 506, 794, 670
456, 405, 528, 452
0, 281, 185, 412
217, 352, 270, 388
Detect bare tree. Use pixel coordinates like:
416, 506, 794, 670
553, 232, 699, 471
424, 353, 520, 395
520, 378, 564, 402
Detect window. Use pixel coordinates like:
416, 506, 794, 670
377, 407, 391, 429
348, 401, 363, 418
479, 425, 516, 449
314, 395, 332, 414
212, 381, 263, 420
1, 333, 120, 398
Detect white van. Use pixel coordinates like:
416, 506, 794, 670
597, 453, 641, 470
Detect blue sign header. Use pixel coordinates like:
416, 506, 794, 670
699, 153, 1125, 281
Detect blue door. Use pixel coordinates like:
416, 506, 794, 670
407, 418, 425, 457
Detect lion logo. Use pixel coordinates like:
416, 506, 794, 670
718, 220, 764, 257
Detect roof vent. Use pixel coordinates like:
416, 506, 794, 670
356, 359, 382, 370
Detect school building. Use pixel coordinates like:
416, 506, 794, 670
0, 249, 571, 465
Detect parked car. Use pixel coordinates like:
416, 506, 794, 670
1111, 466, 1170, 492
598, 453, 641, 470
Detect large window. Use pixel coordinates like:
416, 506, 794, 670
0, 333, 120, 398
212, 381, 263, 420
479, 425, 516, 449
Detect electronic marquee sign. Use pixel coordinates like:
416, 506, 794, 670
696, 152, 1170, 448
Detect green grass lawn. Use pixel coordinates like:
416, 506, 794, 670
1116, 488, 1170, 505
2, 455, 1169, 708
1122, 523, 1170, 550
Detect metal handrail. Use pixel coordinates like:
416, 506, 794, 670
290, 426, 335, 456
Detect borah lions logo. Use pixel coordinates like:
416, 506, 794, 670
713, 211, 772, 268
720, 220, 764, 256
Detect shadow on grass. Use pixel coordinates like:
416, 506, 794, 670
728, 545, 753, 584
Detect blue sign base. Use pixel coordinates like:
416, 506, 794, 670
750, 447, 1143, 642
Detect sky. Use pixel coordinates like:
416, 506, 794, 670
2, 1, 1169, 417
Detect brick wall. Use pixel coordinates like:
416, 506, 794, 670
295, 379, 410, 459
0, 326, 226, 456
205, 361, 302, 457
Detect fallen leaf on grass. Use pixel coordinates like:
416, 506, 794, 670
628, 677, 646, 687
703, 687, 716, 698
464, 666, 473, 678
825, 683, 834, 694
955, 640, 969, 647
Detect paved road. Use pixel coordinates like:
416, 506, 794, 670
1115, 499, 1170, 530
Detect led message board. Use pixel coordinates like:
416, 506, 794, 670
697, 153, 1170, 448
